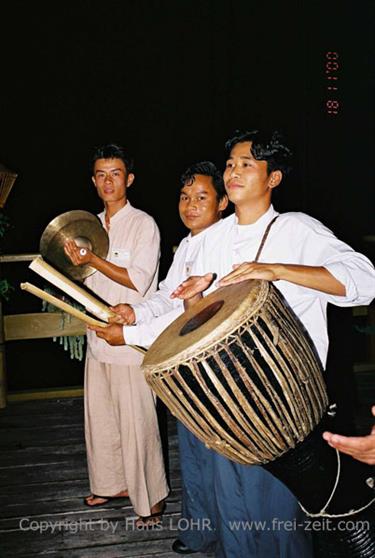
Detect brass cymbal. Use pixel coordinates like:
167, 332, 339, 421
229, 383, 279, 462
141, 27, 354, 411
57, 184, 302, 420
40, 210, 109, 281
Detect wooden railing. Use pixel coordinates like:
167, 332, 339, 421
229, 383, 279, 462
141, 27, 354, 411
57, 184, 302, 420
0, 254, 86, 408
1, 252, 374, 409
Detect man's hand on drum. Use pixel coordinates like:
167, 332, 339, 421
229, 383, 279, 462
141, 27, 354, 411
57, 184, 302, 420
109, 303, 136, 325
219, 262, 279, 287
323, 406, 375, 465
88, 323, 125, 346
171, 273, 216, 308
64, 239, 94, 266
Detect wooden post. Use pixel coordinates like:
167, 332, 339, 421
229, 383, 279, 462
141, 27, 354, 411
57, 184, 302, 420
0, 301, 7, 408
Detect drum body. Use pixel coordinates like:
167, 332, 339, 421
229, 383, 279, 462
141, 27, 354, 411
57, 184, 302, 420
143, 279, 328, 465
143, 279, 375, 557
264, 422, 375, 558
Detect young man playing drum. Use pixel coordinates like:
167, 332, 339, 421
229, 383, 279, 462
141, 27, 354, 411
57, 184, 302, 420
170, 129, 375, 556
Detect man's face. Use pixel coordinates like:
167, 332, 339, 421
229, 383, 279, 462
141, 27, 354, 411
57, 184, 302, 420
92, 158, 134, 204
179, 174, 226, 236
223, 141, 277, 207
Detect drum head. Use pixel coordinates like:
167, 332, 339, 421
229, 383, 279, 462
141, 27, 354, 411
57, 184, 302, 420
143, 279, 269, 371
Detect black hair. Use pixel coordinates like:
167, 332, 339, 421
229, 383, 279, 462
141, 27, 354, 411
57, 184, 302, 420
180, 161, 226, 201
225, 130, 293, 176
91, 143, 134, 175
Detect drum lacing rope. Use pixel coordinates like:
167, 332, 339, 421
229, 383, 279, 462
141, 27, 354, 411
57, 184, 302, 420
298, 449, 375, 518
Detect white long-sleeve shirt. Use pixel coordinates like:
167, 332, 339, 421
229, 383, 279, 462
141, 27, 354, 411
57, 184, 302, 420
191, 205, 375, 368
85, 201, 160, 364
124, 220, 223, 348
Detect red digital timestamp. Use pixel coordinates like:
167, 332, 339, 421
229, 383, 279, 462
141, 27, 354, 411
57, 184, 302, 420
325, 51, 339, 115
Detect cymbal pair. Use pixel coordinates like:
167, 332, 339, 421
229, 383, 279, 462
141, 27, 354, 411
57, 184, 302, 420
39, 210, 109, 281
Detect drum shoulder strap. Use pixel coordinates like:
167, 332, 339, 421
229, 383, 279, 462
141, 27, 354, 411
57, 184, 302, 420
254, 215, 279, 263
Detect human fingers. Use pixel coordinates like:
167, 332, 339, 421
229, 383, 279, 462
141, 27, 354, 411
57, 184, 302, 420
109, 304, 135, 324
323, 431, 372, 456
108, 315, 126, 324
64, 240, 82, 265
170, 284, 198, 299
171, 273, 214, 299
99, 324, 125, 345
219, 263, 255, 286
170, 277, 199, 299
110, 304, 128, 313
87, 325, 101, 332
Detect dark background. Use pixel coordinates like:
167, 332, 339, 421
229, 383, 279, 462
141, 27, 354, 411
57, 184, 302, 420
0, 0, 373, 420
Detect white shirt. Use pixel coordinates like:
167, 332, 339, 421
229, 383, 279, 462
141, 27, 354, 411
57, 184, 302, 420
85, 201, 160, 364
124, 220, 223, 348
192, 205, 375, 368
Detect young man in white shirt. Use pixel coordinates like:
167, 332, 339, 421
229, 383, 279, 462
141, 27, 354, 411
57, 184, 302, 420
171, 130, 375, 556
91, 161, 228, 347
64, 143, 168, 527
89, 161, 229, 548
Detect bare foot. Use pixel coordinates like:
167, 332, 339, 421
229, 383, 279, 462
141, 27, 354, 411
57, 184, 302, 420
84, 489, 129, 506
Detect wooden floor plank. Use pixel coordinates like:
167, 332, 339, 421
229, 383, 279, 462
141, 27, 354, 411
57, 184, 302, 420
1, 373, 373, 558
0, 474, 182, 503
0, 397, 196, 558
0, 459, 180, 488
1, 505, 214, 556
0, 397, 84, 416
0, 489, 182, 523
0, 498, 182, 529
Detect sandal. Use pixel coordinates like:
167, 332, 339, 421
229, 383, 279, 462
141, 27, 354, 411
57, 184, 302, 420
84, 491, 129, 507
135, 501, 166, 529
